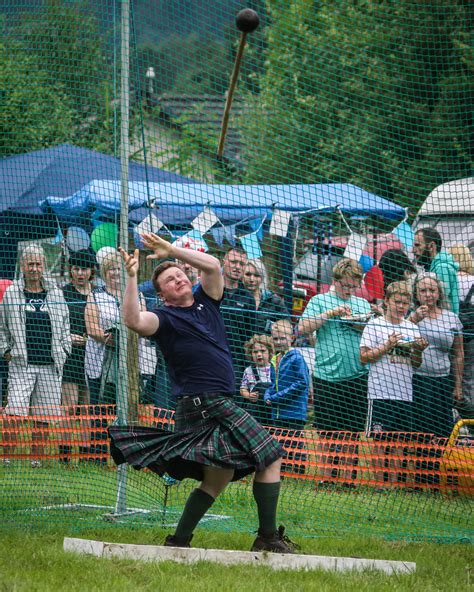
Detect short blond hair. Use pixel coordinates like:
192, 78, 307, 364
332, 258, 364, 283
271, 319, 293, 334
100, 251, 121, 278
448, 245, 473, 275
384, 280, 411, 301
244, 334, 274, 359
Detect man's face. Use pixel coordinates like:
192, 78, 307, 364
413, 232, 432, 266
21, 255, 45, 283
158, 266, 192, 304
223, 250, 247, 283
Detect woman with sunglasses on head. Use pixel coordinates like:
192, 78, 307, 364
59, 249, 96, 463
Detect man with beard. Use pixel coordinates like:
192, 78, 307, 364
220, 247, 256, 384
413, 227, 459, 313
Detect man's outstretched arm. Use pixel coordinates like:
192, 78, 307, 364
141, 233, 223, 300
118, 247, 160, 336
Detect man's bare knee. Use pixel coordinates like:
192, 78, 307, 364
254, 458, 282, 483
200, 466, 234, 498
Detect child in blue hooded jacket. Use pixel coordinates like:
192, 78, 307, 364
264, 319, 310, 430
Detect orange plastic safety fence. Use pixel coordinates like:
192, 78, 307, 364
1, 405, 472, 495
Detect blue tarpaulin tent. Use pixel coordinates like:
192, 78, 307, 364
2, 144, 406, 305
0, 144, 191, 278
40, 180, 406, 227
0, 144, 191, 216
41, 179, 406, 311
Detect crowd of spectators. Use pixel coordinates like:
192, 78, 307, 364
0, 226, 472, 466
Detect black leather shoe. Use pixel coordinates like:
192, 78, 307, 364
251, 525, 298, 554
164, 534, 193, 548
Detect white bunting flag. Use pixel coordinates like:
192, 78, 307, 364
134, 214, 163, 236
269, 209, 291, 237
191, 207, 219, 235
343, 232, 367, 262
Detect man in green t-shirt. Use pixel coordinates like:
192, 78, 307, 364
413, 227, 459, 314
298, 259, 371, 432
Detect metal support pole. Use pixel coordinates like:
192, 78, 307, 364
115, 0, 130, 515
280, 220, 295, 319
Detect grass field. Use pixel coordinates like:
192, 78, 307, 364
0, 527, 472, 591
1, 462, 472, 542
1, 462, 472, 589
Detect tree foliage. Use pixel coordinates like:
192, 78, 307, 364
136, 33, 232, 97
1, 0, 471, 208
14, 0, 117, 152
153, 109, 219, 182
135, 1, 268, 99
0, 37, 74, 157
1, 0, 119, 157
242, 0, 473, 210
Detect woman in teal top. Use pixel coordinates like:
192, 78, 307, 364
298, 258, 371, 432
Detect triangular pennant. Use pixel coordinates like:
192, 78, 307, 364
248, 217, 265, 241
173, 229, 208, 252
224, 224, 237, 246
269, 209, 291, 237
343, 232, 367, 262
135, 214, 163, 236
54, 224, 64, 244
210, 226, 226, 247
394, 221, 414, 251
239, 231, 262, 259
191, 206, 219, 235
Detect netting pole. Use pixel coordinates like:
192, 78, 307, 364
115, 0, 131, 515
281, 222, 295, 317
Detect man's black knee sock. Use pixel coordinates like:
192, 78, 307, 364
253, 481, 281, 535
174, 488, 215, 539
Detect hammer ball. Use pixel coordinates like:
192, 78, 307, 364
235, 8, 260, 33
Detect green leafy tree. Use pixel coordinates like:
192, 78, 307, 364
135, 27, 266, 100
0, 38, 74, 157
242, 0, 473, 211
12, 0, 116, 153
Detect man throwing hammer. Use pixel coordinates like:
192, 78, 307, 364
109, 233, 296, 553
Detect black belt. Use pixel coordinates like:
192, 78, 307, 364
180, 392, 233, 418
180, 395, 209, 418
181, 392, 233, 401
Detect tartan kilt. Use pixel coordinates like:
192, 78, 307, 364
108, 393, 283, 482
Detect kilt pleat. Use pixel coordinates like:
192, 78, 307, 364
108, 394, 282, 481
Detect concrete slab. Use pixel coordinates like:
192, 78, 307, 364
63, 537, 416, 574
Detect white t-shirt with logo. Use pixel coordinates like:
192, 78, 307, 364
360, 316, 421, 402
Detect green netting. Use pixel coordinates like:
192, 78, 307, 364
0, 0, 473, 544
